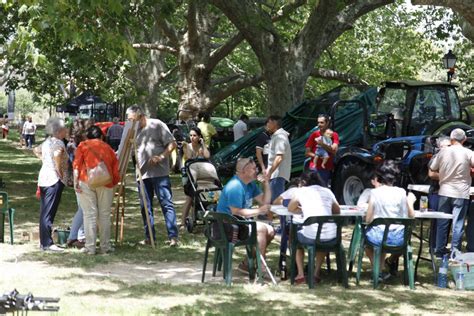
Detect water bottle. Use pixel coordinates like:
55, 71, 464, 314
420, 196, 429, 212
437, 254, 449, 288
456, 265, 465, 291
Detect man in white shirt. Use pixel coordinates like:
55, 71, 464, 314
22, 116, 37, 149
233, 114, 249, 141
429, 128, 474, 258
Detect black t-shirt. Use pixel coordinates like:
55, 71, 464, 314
255, 131, 271, 168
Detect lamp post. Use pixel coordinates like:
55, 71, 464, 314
442, 50, 457, 83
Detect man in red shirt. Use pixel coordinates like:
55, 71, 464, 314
305, 114, 339, 186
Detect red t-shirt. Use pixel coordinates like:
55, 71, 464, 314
305, 130, 340, 170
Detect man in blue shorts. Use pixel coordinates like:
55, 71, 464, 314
217, 157, 275, 272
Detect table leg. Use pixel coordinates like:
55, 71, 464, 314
414, 219, 424, 281
429, 218, 438, 284
348, 217, 362, 273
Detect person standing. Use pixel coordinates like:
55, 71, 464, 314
73, 126, 120, 255
255, 126, 271, 173
18, 116, 26, 147
197, 113, 217, 148
265, 115, 292, 275
36, 117, 69, 252
233, 114, 249, 141
106, 117, 124, 151
1, 115, 9, 140
126, 105, 179, 247
429, 128, 474, 258
23, 116, 37, 149
305, 114, 339, 187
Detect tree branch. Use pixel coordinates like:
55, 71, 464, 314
155, 18, 181, 47
209, 74, 263, 106
132, 43, 178, 55
310, 68, 368, 85
272, 0, 307, 22
411, 0, 474, 25
207, 32, 244, 71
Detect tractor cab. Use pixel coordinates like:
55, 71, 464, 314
368, 80, 467, 140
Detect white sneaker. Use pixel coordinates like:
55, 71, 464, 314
44, 244, 64, 252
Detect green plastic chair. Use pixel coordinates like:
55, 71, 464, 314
355, 217, 415, 289
0, 191, 15, 245
289, 215, 348, 289
201, 211, 262, 285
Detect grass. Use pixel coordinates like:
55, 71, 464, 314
1, 129, 474, 315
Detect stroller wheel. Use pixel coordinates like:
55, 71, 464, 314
185, 217, 193, 233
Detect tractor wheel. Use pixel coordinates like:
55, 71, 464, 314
334, 162, 373, 205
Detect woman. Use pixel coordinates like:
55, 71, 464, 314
37, 117, 69, 252
73, 126, 119, 255
180, 127, 211, 229
365, 160, 415, 279
66, 119, 87, 248
288, 172, 340, 284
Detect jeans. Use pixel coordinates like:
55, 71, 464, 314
25, 134, 35, 148
68, 194, 85, 241
435, 195, 470, 253
138, 176, 178, 241
271, 177, 288, 269
39, 181, 64, 249
466, 201, 474, 252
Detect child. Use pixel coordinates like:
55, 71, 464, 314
313, 129, 333, 169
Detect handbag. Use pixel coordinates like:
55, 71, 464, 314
85, 143, 112, 188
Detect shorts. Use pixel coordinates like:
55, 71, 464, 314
366, 225, 404, 247
297, 230, 336, 246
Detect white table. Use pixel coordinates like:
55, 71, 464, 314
408, 184, 474, 196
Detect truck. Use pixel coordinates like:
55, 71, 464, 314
212, 80, 473, 204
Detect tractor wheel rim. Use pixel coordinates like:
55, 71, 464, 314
343, 175, 364, 205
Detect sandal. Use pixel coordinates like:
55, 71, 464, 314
295, 275, 306, 285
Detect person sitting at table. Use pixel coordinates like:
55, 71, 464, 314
357, 172, 376, 208
365, 160, 415, 280
216, 157, 275, 274
288, 172, 341, 285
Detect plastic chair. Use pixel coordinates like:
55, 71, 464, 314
201, 211, 262, 285
355, 217, 415, 289
289, 215, 348, 289
0, 192, 15, 245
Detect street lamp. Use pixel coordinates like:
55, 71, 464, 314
442, 50, 457, 83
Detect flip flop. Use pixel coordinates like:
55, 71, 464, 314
295, 276, 306, 285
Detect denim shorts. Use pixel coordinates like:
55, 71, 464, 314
297, 231, 336, 246
366, 226, 404, 247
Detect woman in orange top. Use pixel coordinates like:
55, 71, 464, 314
73, 125, 119, 255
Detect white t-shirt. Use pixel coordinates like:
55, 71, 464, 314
429, 144, 474, 199
233, 120, 247, 141
294, 185, 337, 241
267, 128, 292, 181
369, 185, 408, 230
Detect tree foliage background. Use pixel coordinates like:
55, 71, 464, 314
0, 0, 473, 122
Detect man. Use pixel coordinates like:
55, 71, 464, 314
265, 115, 292, 274
197, 112, 216, 147
216, 157, 274, 271
233, 114, 249, 141
305, 114, 339, 187
106, 117, 124, 151
429, 128, 474, 258
255, 126, 271, 173
23, 116, 37, 149
126, 105, 179, 247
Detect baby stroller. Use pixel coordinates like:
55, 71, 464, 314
183, 158, 223, 233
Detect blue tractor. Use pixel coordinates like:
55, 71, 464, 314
212, 80, 473, 204
332, 80, 473, 204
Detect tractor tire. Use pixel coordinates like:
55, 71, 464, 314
334, 162, 373, 205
